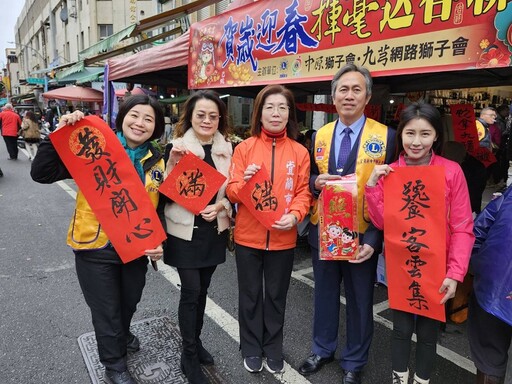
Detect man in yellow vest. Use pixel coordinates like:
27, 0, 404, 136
298, 64, 396, 384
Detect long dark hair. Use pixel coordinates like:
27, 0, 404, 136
396, 102, 444, 157
250, 84, 298, 140
24, 110, 38, 123
115, 95, 165, 141
173, 90, 229, 139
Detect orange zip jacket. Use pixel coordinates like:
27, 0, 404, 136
226, 131, 311, 250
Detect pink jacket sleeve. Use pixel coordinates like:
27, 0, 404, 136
365, 179, 385, 230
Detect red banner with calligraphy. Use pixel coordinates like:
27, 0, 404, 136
158, 152, 227, 215
189, 0, 511, 89
384, 166, 447, 322
50, 116, 167, 263
450, 103, 496, 167
318, 176, 359, 261
238, 164, 281, 230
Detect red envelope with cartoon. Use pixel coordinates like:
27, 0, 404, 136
159, 152, 226, 215
238, 164, 282, 231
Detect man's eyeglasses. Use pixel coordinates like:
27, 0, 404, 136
263, 104, 290, 114
482, 113, 497, 118
194, 112, 220, 122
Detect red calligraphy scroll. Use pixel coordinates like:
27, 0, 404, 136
50, 116, 167, 264
384, 166, 447, 322
318, 176, 359, 260
450, 104, 496, 168
238, 163, 281, 230
158, 152, 227, 215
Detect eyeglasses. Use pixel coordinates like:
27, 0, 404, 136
263, 104, 290, 114
194, 112, 220, 122
482, 113, 497, 118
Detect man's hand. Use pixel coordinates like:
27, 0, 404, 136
349, 243, 374, 263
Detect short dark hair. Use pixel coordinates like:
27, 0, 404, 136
395, 102, 444, 156
115, 95, 165, 141
174, 90, 229, 139
250, 84, 298, 140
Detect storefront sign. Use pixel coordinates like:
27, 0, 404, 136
384, 166, 446, 322
189, 0, 511, 89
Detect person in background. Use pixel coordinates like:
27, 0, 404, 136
226, 84, 311, 375
31, 95, 166, 384
0, 103, 22, 160
442, 141, 487, 215
162, 90, 232, 384
365, 102, 474, 384
20, 111, 41, 161
476, 107, 496, 150
298, 64, 395, 384
469, 186, 512, 384
495, 104, 511, 187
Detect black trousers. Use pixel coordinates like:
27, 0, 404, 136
468, 294, 511, 377
392, 309, 439, 379
2, 136, 18, 159
235, 244, 294, 360
75, 252, 148, 372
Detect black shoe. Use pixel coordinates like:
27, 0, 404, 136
243, 356, 263, 373
7, 157, 16, 160
181, 354, 208, 384
197, 342, 214, 365
0, 169, 3, 177
104, 369, 136, 384
298, 353, 334, 375
126, 333, 140, 353
342, 370, 362, 384
264, 358, 284, 373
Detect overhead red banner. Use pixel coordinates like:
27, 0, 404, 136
384, 166, 447, 322
50, 116, 167, 263
158, 152, 227, 215
189, 0, 511, 89
450, 103, 496, 167
238, 164, 281, 230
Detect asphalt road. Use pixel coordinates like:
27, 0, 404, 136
0, 143, 482, 384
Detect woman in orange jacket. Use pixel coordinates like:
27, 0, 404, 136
226, 84, 311, 374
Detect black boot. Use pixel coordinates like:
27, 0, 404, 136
196, 290, 214, 365
179, 287, 208, 384
476, 370, 504, 384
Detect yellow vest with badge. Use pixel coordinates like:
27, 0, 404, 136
66, 153, 164, 250
311, 118, 389, 233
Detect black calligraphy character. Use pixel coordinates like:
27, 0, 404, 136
179, 169, 205, 197
400, 180, 431, 219
111, 188, 138, 220
407, 280, 429, 310
94, 158, 121, 195
406, 254, 427, 278
401, 227, 429, 253
252, 180, 278, 211
126, 218, 154, 243
76, 127, 111, 164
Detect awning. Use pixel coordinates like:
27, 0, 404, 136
56, 61, 85, 79
107, 30, 189, 87
79, 24, 137, 60
159, 95, 189, 104
52, 66, 104, 85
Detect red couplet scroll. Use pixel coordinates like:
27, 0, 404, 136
383, 166, 447, 322
238, 163, 282, 230
318, 175, 359, 261
158, 152, 227, 215
50, 116, 167, 263
450, 104, 496, 167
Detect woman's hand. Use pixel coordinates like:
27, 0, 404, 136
56, 111, 85, 130
145, 244, 163, 262
200, 203, 222, 222
314, 173, 342, 191
272, 213, 298, 231
243, 163, 261, 181
167, 146, 188, 168
366, 165, 393, 187
439, 277, 458, 304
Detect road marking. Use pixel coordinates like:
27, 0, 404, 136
292, 266, 476, 374
157, 261, 313, 384
53, 178, 477, 377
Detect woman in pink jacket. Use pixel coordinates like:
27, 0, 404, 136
365, 102, 474, 384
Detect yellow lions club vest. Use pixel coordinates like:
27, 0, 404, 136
311, 118, 389, 233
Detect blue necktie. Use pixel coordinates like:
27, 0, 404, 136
336, 127, 352, 173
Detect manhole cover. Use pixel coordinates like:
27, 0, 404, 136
78, 316, 225, 383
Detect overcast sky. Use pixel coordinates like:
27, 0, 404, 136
0, 1, 25, 68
